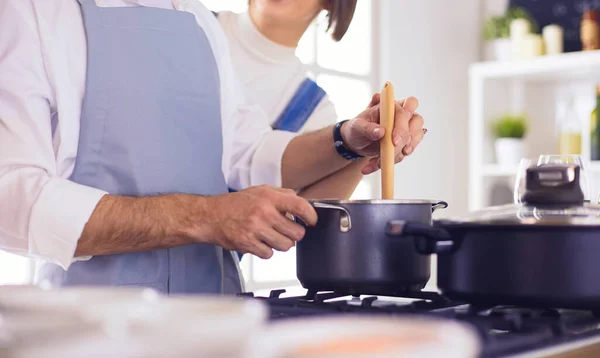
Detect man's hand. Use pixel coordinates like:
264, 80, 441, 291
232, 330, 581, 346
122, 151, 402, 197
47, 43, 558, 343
341, 94, 426, 175
204, 185, 318, 259
75, 187, 317, 259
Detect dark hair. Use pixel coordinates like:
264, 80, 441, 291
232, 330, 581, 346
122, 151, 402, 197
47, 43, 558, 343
326, 0, 358, 41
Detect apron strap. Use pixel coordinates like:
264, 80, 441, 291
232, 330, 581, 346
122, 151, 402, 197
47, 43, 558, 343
272, 78, 326, 132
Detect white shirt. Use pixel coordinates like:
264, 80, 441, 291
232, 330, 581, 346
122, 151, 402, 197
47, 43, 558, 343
217, 11, 338, 133
0, 0, 297, 270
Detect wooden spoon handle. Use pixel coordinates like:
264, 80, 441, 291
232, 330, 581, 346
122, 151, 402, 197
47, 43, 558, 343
380, 82, 395, 200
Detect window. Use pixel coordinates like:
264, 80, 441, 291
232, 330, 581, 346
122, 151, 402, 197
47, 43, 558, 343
201, 1, 377, 293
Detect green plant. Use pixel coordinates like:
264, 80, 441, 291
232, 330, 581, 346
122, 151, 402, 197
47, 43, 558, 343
492, 114, 528, 139
483, 7, 538, 41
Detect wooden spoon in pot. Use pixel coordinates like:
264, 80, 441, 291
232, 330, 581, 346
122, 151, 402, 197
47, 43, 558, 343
380, 82, 395, 199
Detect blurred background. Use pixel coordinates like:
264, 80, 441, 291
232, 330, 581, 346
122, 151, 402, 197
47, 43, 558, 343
4, 0, 600, 294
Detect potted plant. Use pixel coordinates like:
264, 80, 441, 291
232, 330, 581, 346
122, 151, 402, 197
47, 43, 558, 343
492, 113, 528, 165
483, 7, 538, 61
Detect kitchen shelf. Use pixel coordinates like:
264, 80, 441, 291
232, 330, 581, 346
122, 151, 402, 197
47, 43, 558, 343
469, 51, 600, 211
470, 50, 600, 82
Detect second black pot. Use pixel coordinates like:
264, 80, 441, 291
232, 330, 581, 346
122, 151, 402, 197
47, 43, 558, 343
295, 199, 448, 296
386, 164, 600, 310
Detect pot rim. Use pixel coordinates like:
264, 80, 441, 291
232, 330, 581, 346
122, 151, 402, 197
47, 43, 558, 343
309, 199, 445, 205
435, 219, 600, 228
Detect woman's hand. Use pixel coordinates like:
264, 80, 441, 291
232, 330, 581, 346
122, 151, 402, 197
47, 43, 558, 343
340, 93, 426, 175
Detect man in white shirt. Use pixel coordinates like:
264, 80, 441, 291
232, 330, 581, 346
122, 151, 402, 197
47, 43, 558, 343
0, 0, 426, 294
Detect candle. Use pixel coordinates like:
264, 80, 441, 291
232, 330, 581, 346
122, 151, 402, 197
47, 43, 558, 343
543, 24, 564, 55
510, 19, 531, 39
510, 19, 531, 60
522, 34, 544, 59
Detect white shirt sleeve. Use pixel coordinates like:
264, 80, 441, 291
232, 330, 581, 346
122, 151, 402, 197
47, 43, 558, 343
224, 77, 297, 190
299, 94, 339, 134
0, 1, 106, 270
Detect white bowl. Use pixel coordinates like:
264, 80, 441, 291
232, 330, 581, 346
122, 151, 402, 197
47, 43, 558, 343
244, 315, 481, 358
0, 285, 160, 314
0, 290, 268, 358
113, 295, 269, 357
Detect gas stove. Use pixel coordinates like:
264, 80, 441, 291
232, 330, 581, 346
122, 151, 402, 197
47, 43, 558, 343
239, 289, 600, 358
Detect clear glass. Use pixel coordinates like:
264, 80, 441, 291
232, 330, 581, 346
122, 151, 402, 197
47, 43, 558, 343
513, 158, 534, 204
556, 97, 582, 155
537, 155, 591, 201
316, 0, 371, 75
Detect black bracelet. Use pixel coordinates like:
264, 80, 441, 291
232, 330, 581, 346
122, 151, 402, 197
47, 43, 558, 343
333, 120, 363, 161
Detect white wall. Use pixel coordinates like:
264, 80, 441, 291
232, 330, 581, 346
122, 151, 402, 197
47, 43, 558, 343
375, 0, 483, 218
483, 0, 509, 17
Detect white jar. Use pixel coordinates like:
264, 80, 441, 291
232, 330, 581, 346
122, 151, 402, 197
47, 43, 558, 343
543, 24, 564, 55
495, 138, 525, 165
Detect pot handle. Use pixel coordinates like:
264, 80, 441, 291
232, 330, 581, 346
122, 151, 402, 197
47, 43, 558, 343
312, 202, 352, 233
385, 220, 454, 255
431, 201, 448, 212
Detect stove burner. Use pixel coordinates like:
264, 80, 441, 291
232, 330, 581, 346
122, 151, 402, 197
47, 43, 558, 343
240, 289, 600, 358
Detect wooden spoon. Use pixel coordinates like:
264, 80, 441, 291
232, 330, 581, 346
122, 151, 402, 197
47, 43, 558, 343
380, 82, 395, 200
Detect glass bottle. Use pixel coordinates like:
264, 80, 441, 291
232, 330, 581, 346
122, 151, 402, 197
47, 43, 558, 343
558, 97, 582, 155
591, 86, 600, 161
582, 10, 600, 51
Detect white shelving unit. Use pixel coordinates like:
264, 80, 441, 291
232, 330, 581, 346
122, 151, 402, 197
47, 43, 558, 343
469, 50, 600, 212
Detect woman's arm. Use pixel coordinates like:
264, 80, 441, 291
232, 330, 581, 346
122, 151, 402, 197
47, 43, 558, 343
297, 158, 367, 199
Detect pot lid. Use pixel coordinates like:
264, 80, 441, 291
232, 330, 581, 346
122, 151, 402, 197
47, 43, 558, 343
449, 164, 600, 226
447, 203, 600, 226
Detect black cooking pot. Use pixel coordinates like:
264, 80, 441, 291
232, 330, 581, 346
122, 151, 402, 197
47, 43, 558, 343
387, 164, 600, 310
296, 199, 448, 296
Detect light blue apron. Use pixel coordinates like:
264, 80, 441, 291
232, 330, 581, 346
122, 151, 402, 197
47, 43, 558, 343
35, 0, 243, 295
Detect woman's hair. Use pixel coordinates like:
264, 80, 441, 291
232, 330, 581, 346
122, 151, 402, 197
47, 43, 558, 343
326, 0, 358, 42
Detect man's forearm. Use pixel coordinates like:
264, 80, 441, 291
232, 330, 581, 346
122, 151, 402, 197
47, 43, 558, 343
281, 124, 353, 190
75, 194, 211, 257
298, 159, 366, 200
